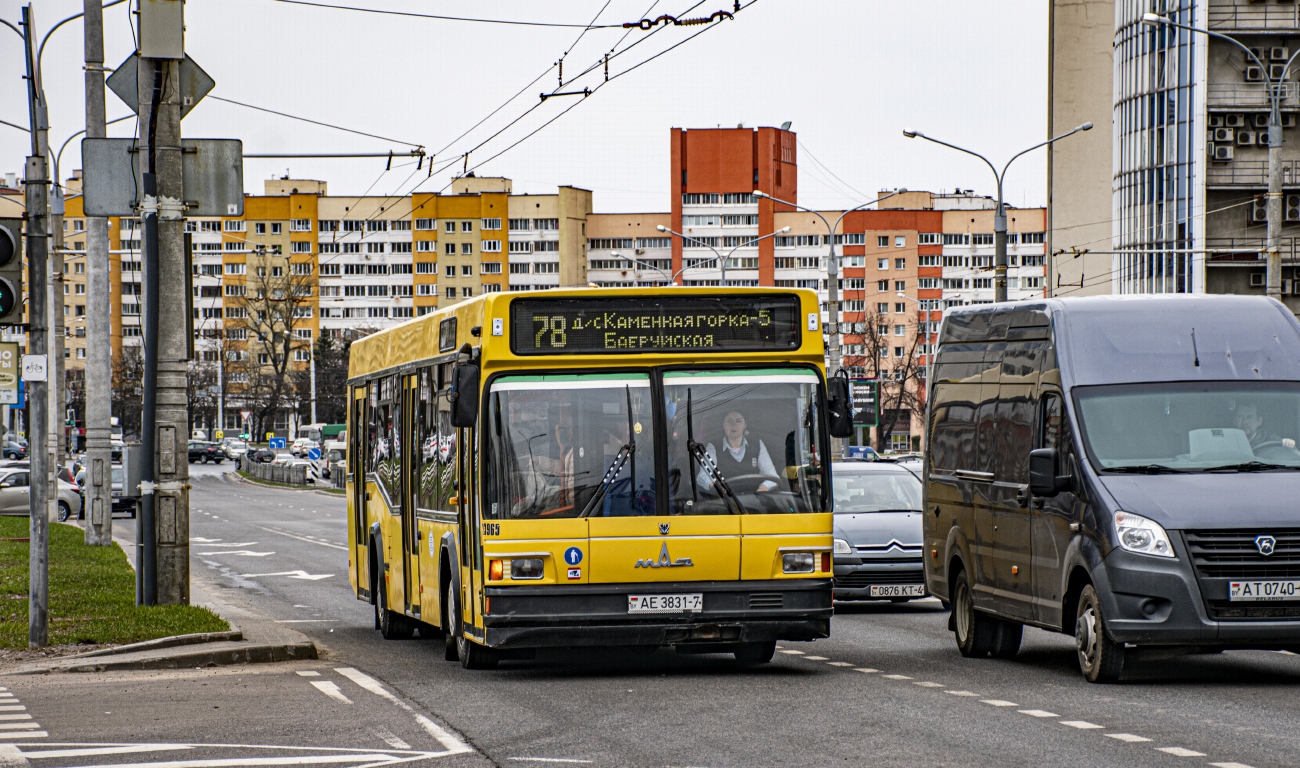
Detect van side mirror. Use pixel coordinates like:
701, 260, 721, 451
1029, 447, 1069, 497
450, 363, 480, 429
826, 376, 854, 438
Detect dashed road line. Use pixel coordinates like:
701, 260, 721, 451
778, 650, 804, 655
913, 682, 944, 688
296, 671, 321, 677
506, 759, 594, 764
882, 674, 913, 680
1019, 710, 1059, 718
1157, 747, 1207, 757
311, 681, 353, 704
1210, 763, 1256, 768
826, 661, 853, 667
945, 691, 979, 697
1107, 734, 1152, 743
803, 656, 828, 661
374, 728, 411, 750
980, 700, 1018, 707
335, 668, 473, 755
1060, 721, 1103, 730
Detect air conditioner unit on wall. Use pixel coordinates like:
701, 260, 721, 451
1273, 48, 1291, 61
1238, 130, 1258, 145
1252, 273, 1266, 287
1287, 194, 1300, 221
1259, 131, 1272, 146
1209, 115, 1225, 128
1214, 145, 1235, 161
1215, 127, 1236, 142
1247, 66, 1265, 82
1285, 279, 1294, 295
1251, 197, 1269, 223
1251, 47, 1266, 60
1283, 114, 1298, 128
1270, 64, 1289, 80
1255, 113, 1271, 128
1226, 114, 1248, 129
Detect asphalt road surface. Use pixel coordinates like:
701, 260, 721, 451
11, 471, 1300, 767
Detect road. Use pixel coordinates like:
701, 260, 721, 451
8, 466, 1300, 767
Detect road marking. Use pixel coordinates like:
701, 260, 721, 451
277, 620, 337, 623
1210, 763, 1255, 768
253, 525, 347, 551
1060, 721, 1103, 730
945, 691, 979, 697
0, 733, 44, 740
1158, 747, 1206, 757
188, 542, 259, 548
295, 671, 320, 677
1106, 734, 1152, 743
778, 650, 804, 655
506, 759, 594, 764
0, 716, 31, 722
803, 656, 828, 661
334, 668, 473, 755
825, 662, 853, 667
0, 708, 24, 714
913, 682, 944, 688
9, 745, 435, 765
373, 729, 410, 751
240, 571, 333, 581
0, 725, 40, 731
882, 674, 913, 680
310, 681, 352, 704
195, 550, 275, 557
853, 668, 878, 673
980, 700, 1017, 707
1019, 710, 1059, 718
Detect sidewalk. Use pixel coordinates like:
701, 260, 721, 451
1, 529, 318, 675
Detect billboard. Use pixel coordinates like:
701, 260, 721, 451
850, 379, 878, 427
0, 342, 18, 405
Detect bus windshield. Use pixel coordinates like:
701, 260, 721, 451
485, 373, 656, 519
665, 369, 826, 515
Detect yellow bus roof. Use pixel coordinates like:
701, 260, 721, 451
347, 286, 826, 382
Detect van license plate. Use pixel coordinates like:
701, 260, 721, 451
869, 585, 927, 598
628, 594, 703, 613
1229, 580, 1300, 601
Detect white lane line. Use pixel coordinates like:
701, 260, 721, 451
826, 662, 853, 667
506, 759, 594, 764
296, 671, 321, 677
195, 550, 275, 557
1060, 721, 1103, 730
1107, 734, 1152, 743
1019, 710, 1059, 718
254, 524, 347, 551
913, 682, 944, 688
779, 650, 805, 655
1157, 747, 1206, 757
980, 700, 1018, 707
0, 708, 24, 713
882, 674, 913, 680
0, 724, 41, 730
1210, 763, 1255, 768
945, 691, 979, 697
0, 716, 31, 721
803, 656, 828, 661
0, 732, 45, 740
373, 728, 411, 750
853, 668, 879, 673
334, 668, 473, 755
310, 681, 353, 704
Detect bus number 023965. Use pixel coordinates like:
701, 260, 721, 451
534, 316, 568, 349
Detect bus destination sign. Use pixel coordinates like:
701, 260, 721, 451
510, 295, 802, 355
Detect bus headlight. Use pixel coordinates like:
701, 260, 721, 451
1114, 511, 1174, 558
510, 558, 545, 579
833, 538, 853, 555
783, 553, 815, 573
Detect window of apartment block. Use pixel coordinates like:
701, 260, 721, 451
918, 277, 939, 289
415, 218, 435, 230
509, 218, 531, 231
534, 262, 559, 274
1022, 232, 1045, 244
290, 219, 311, 232
367, 220, 388, 232
973, 278, 992, 288
343, 243, 360, 254
391, 220, 411, 231
417, 284, 437, 296
445, 221, 456, 233
461, 265, 474, 276
416, 241, 436, 252
445, 243, 455, 255
509, 240, 532, 254
368, 307, 388, 318
293, 263, 312, 275
225, 263, 245, 275
344, 264, 364, 275
894, 280, 906, 291
367, 243, 385, 254
482, 240, 501, 253
224, 220, 245, 232
269, 223, 282, 235
320, 220, 339, 232
391, 285, 413, 297
919, 255, 939, 267
534, 218, 558, 230
461, 221, 473, 233
445, 266, 455, 277
319, 264, 340, 276
255, 223, 266, 235
483, 283, 501, 293
460, 243, 473, 255
893, 258, 905, 270
918, 233, 939, 245
461, 287, 473, 297
415, 262, 436, 274
342, 220, 363, 232
535, 241, 559, 252
389, 263, 413, 274
1023, 276, 1042, 288
482, 218, 502, 230
509, 263, 529, 274
943, 233, 968, 245
894, 303, 906, 314
682, 193, 719, 205
843, 278, 865, 290
390, 242, 412, 253
344, 285, 365, 297
876, 236, 889, 248
445, 287, 456, 299
876, 280, 889, 291
481, 262, 502, 274
319, 243, 339, 254
291, 242, 311, 254
393, 307, 413, 318
877, 258, 888, 270
367, 264, 388, 275
224, 284, 245, 297
271, 266, 283, 277
972, 233, 994, 246
320, 286, 340, 297
892, 235, 904, 248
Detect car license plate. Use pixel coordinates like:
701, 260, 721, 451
628, 593, 703, 613
1229, 580, 1300, 602
869, 584, 927, 598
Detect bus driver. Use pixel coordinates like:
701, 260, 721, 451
697, 409, 779, 492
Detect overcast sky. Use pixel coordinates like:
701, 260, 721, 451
2, 0, 1052, 213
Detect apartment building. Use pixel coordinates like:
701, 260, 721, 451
1050, 0, 1300, 309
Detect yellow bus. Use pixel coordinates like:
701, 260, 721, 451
345, 287, 854, 668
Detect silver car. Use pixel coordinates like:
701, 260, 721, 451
0, 466, 82, 521
831, 460, 926, 602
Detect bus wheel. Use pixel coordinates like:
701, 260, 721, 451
377, 577, 413, 640
443, 581, 459, 662
952, 568, 997, 658
1075, 584, 1124, 683
448, 586, 497, 669
733, 641, 776, 666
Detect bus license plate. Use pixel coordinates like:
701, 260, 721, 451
1229, 580, 1300, 601
628, 594, 703, 613
869, 585, 926, 598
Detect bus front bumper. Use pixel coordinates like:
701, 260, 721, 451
482, 578, 833, 649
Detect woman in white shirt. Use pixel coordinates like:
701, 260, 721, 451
697, 410, 779, 492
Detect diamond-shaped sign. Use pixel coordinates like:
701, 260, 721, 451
106, 54, 214, 119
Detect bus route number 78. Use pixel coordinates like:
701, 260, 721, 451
533, 316, 568, 349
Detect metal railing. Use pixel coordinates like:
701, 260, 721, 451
1207, 82, 1298, 109
1205, 159, 1300, 187
1205, 237, 1300, 263
1208, 4, 1300, 30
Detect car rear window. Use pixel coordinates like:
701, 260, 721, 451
832, 470, 921, 514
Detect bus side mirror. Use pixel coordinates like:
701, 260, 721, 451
826, 377, 854, 438
1029, 448, 1069, 497
450, 363, 480, 429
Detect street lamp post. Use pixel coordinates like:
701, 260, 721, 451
902, 123, 1092, 303
750, 189, 909, 378
1143, 12, 1292, 302
656, 226, 791, 285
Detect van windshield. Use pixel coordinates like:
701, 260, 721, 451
1076, 383, 1300, 471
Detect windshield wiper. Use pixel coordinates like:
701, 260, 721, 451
685, 388, 743, 514
1105, 464, 1188, 474
1200, 461, 1300, 473
580, 385, 637, 518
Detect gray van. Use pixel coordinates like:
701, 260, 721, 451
923, 295, 1300, 682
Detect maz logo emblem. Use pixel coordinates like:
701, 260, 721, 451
636, 541, 693, 569
1256, 535, 1277, 557
659, 523, 670, 535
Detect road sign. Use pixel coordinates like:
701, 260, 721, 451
308, 447, 322, 460
240, 410, 252, 423
106, 54, 215, 119
850, 380, 879, 427
214, 429, 223, 440
269, 437, 286, 450
21, 354, 47, 382
82, 138, 244, 217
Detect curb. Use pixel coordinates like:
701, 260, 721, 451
63, 629, 244, 659
4, 640, 317, 675
230, 470, 319, 492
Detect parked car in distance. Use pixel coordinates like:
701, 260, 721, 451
187, 440, 225, 464
0, 466, 81, 522
2, 442, 25, 460
322, 440, 346, 479
247, 448, 276, 464
290, 438, 319, 458
832, 461, 926, 603
222, 439, 248, 460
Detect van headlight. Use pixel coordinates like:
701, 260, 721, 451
833, 538, 853, 555
1114, 511, 1174, 558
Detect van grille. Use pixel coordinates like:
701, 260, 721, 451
835, 571, 924, 589
1186, 529, 1300, 578
748, 593, 784, 609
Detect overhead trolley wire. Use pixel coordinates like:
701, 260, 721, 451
273, 0, 627, 29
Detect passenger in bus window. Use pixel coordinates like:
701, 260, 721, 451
697, 410, 779, 492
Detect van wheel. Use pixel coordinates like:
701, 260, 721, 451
992, 620, 1023, 659
952, 568, 998, 657
733, 641, 777, 666
1075, 585, 1124, 683
377, 577, 413, 640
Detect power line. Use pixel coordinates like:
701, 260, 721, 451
797, 139, 871, 202
274, 0, 626, 29
208, 95, 422, 148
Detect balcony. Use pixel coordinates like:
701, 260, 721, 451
1207, 82, 1298, 110
1205, 237, 1300, 264
1208, 4, 1300, 31
1205, 159, 1300, 188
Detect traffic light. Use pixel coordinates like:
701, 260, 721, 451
0, 219, 22, 326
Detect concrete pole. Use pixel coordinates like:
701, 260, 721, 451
49, 186, 64, 481
83, 0, 112, 545
994, 176, 1009, 303
1266, 112, 1283, 302
309, 349, 317, 424
21, 4, 51, 648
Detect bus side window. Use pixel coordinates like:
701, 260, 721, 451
436, 371, 456, 514
415, 367, 437, 512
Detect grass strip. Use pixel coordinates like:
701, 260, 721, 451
0, 516, 228, 649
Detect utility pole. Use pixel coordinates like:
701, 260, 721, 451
136, 0, 190, 605
83, 0, 112, 546
309, 349, 317, 425
21, 4, 51, 648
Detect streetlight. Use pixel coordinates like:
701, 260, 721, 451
902, 123, 1092, 303
656, 225, 791, 285
751, 188, 908, 378
610, 250, 673, 284
1143, 12, 1289, 301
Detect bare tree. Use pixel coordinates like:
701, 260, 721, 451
111, 345, 145, 440
234, 264, 314, 438
841, 309, 927, 451
186, 361, 220, 437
